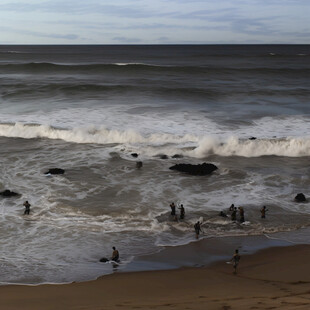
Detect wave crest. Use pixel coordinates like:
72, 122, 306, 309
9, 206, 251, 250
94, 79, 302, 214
193, 136, 310, 157
0, 123, 309, 157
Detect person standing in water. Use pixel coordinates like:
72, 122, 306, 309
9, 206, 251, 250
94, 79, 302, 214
231, 249, 241, 274
111, 247, 119, 262
179, 204, 185, 219
238, 207, 245, 223
170, 202, 176, 216
229, 204, 235, 211
23, 201, 31, 215
231, 207, 237, 221
194, 221, 202, 239
261, 206, 268, 218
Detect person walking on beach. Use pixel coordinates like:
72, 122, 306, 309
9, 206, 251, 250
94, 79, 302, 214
179, 204, 185, 219
231, 249, 241, 274
111, 247, 119, 262
23, 200, 31, 215
261, 206, 268, 218
194, 221, 202, 239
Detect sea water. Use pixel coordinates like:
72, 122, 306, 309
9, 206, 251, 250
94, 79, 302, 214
0, 45, 309, 284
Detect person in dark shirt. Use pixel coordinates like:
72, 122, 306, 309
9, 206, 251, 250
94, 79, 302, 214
231, 207, 237, 221
170, 202, 176, 216
179, 204, 185, 219
194, 221, 202, 239
238, 207, 245, 223
261, 206, 268, 218
23, 201, 31, 215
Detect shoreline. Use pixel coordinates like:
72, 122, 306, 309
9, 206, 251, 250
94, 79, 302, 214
1, 227, 309, 286
0, 229, 309, 309
0, 243, 309, 309
119, 226, 310, 276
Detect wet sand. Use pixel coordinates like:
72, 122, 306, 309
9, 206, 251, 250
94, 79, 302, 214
0, 243, 309, 309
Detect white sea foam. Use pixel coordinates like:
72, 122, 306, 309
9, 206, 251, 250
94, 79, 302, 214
1, 122, 310, 158
192, 136, 310, 157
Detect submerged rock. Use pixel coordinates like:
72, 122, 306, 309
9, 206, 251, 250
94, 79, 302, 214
131, 153, 139, 158
169, 163, 218, 176
44, 168, 65, 175
99, 257, 109, 262
172, 154, 183, 159
295, 193, 306, 202
136, 161, 143, 169
0, 190, 19, 197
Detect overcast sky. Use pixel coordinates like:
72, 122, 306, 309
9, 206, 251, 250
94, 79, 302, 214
0, 0, 309, 44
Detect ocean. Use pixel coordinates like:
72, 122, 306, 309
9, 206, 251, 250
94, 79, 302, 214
0, 45, 309, 284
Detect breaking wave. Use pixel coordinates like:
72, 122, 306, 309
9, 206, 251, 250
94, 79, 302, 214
0, 123, 309, 158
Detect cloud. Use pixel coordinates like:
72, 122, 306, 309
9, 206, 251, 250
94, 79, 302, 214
0, 0, 308, 43
0, 25, 78, 40
0, 0, 154, 18
112, 36, 143, 43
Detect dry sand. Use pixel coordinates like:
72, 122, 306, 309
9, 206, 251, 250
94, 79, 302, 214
0, 244, 309, 309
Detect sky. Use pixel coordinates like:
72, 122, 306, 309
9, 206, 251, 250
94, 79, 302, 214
0, 0, 309, 44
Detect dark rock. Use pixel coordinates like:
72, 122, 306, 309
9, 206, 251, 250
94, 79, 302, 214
249, 137, 257, 140
295, 193, 306, 202
169, 163, 218, 176
172, 154, 183, 158
136, 161, 143, 169
45, 168, 65, 175
0, 190, 19, 197
131, 153, 139, 158
160, 155, 169, 159
99, 257, 109, 262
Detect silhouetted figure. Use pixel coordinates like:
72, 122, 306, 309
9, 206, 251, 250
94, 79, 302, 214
231, 249, 241, 274
23, 201, 31, 215
179, 204, 185, 219
229, 204, 234, 211
231, 207, 237, 221
170, 202, 176, 216
111, 246, 119, 262
238, 207, 245, 223
261, 206, 268, 218
194, 221, 202, 239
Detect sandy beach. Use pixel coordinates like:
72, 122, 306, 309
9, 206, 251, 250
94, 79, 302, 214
0, 242, 309, 310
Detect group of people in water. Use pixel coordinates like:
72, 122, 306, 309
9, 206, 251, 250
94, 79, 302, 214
170, 202, 185, 221
21, 198, 266, 270
220, 204, 269, 223
170, 202, 270, 240
170, 202, 243, 273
